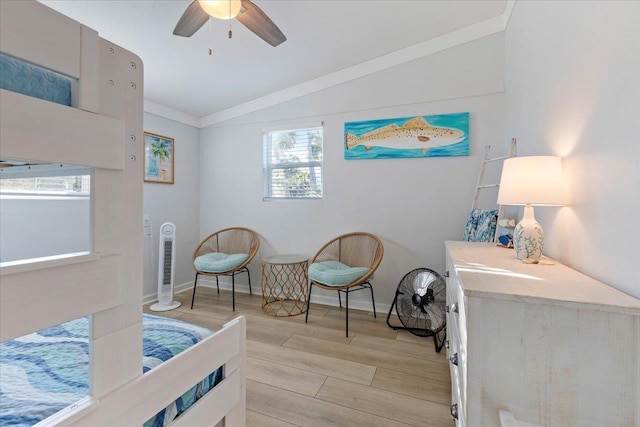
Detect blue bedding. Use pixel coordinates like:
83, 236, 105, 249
0, 314, 223, 426
0, 53, 72, 106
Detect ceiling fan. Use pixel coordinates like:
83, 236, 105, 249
173, 0, 286, 47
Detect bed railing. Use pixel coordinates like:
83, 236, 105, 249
36, 316, 247, 427
1, 1, 246, 425
0, 0, 134, 343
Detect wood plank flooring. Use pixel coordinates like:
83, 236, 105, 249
144, 287, 454, 427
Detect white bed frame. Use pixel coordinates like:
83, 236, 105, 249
0, 1, 246, 425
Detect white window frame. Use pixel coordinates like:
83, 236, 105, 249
262, 123, 323, 200
0, 162, 93, 263
0, 162, 92, 196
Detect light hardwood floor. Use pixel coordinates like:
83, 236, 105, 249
144, 286, 454, 427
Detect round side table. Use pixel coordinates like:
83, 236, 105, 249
261, 254, 309, 317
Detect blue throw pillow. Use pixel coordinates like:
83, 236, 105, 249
463, 209, 498, 242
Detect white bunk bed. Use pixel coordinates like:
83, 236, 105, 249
0, 1, 246, 426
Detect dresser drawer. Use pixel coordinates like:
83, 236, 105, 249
446, 264, 467, 359
445, 241, 640, 427
447, 321, 466, 425
445, 257, 467, 426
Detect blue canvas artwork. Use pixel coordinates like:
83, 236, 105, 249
344, 112, 469, 160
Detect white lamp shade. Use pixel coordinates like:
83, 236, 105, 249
199, 0, 242, 19
497, 156, 565, 206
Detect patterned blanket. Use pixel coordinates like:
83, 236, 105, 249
0, 314, 222, 427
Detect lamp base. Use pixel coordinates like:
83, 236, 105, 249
513, 205, 544, 260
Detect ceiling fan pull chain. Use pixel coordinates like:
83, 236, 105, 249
228, 1, 232, 39
208, 17, 213, 55
228, 1, 233, 39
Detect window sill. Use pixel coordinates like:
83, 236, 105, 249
263, 197, 323, 202
0, 251, 98, 276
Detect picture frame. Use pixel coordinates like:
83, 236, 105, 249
344, 112, 469, 160
144, 132, 174, 184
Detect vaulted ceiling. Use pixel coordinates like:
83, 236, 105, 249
41, 0, 507, 124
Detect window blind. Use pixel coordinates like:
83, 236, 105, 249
263, 125, 323, 199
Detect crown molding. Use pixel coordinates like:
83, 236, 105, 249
200, 14, 506, 127
143, 99, 200, 128
146, 2, 515, 129
503, 0, 516, 28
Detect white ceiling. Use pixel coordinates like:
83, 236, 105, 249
41, 0, 507, 121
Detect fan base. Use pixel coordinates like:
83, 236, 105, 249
149, 301, 181, 311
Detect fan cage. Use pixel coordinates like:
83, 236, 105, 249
386, 268, 447, 351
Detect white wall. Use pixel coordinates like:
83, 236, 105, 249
199, 33, 506, 311
505, 1, 640, 298
143, 112, 200, 302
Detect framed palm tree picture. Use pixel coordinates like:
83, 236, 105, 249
144, 132, 174, 184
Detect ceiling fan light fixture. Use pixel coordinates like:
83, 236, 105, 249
198, 0, 242, 20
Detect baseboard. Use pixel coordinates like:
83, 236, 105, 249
307, 290, 392, 315
143, 281, 194, 305
177, 276, 392, 314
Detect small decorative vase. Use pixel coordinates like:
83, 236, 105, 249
513, 205, 544, 260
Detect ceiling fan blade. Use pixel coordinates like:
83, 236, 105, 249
173, 0, 209, 37
237, 0, 286, 47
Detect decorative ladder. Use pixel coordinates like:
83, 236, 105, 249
470, 138, 517, 243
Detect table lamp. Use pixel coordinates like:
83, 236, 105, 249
497, 156, 565, 260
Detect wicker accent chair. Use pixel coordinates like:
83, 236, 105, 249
305, 232, 384, 337
191, 227, 260, 311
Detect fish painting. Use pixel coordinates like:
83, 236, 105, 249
344, 112, 469, 160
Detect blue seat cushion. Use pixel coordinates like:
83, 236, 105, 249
309, 261, 371, 287
194, 252, 249, 273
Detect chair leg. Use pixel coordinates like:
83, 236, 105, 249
246, 267, 252, 296
368, 282, 377, 319
305, 283, 313, 323
345, 287, 349, 338
232, 273, 236, 311
216, 276, 219, 294
191, 272, 199, 309
338, 290, 342, 308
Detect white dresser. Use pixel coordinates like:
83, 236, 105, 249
445, 241, 640, 427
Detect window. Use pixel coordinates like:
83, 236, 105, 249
263, 125, 323, 199
0, 161, 92, 263
0, 162, 90, 195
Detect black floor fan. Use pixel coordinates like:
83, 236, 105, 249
386, 268, 447, 352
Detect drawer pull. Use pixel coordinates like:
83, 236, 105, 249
444, 340, 450, 349
449, 302, 459, 313
449, 352, 459, 366
444, 270, 450, 278
450, 403, 458, 419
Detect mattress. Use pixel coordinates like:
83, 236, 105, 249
0, 53, 72, 106
0, 314, 223, 427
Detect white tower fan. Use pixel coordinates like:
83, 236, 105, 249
150, 222, 181, 311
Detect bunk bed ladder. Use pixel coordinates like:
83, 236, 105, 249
471, 138, 517, 243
